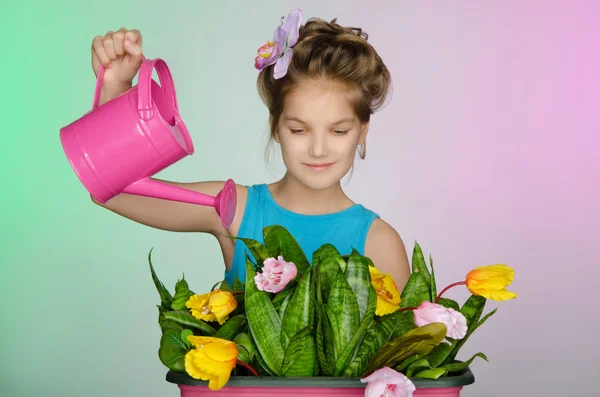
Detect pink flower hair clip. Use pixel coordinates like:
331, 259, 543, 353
254, 8, 302, 79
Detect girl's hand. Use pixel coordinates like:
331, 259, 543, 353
91, 27, 144, 93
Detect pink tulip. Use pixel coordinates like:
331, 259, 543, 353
360, 366, 416, 397
254, 256, 297, 293
413, 301, 468, 339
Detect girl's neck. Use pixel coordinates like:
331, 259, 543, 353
268, 173, 355, 215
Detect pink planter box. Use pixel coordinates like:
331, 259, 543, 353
166, 367, 475, 397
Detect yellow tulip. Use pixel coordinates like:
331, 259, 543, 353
466, 264, 517, 301
186, 289, 237, 325
369, 266, 401, 316
184, 336, 238, 391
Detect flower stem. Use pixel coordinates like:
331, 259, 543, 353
434, 281, 466, 303
236, 359, 258, 376
398, 307, 416, 313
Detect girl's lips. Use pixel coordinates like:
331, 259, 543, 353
305, 163, 334, 172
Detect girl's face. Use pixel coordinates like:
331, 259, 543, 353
275, 79, 368, 191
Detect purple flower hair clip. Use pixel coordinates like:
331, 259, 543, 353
254, 8, 302, 79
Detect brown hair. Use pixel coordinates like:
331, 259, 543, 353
257, 17, 392, 144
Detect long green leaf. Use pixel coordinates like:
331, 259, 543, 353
414, 367, 448, 379
399, 271, 430, 309
424, 341, 454, 368
428, 255, 437, 302
148, 248, 173, 310
365, 322, 447, 373
406, 358, 431, 377
263, 225, 311, 273
325, 273, 360, 362
229, 237, 271, 268
344, 249, 373, 322
244, 258, 284, 375
443, 294, 487, 363
281, 327, 317, 376
315, 299, 336, 376
162, 311, 216, 335
281, 269, 314, 350
390, 310, 417, 338
273, 287, 294, 318
312, 244, 345, 300
440, 352, 488, 373
437, 298, 460, 312
343, 314, 397, 377
444, 306, 497, 364
334, 284, 377, 376
394, 354, 422, 372
411, 242, 432, 290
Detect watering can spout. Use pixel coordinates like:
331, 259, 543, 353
121, 178, 237, 229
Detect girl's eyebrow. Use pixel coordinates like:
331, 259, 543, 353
284, 116, 355, 125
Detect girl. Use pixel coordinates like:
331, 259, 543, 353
89, 9, 411, 290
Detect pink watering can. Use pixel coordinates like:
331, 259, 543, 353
59, 56, 236, 228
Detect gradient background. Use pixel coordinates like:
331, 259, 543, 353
2, 1, 599, 396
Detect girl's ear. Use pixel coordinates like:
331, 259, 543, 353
359, 122, 370, 144
274, 126, 281, 143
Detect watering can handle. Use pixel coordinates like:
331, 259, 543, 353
137, 58, 179, 120
91, 55, 180, 121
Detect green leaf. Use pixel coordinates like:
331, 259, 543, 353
171, 275, 192, 310
281, 326, 317, 376
443, 294, 487, 363
158, 328, 189, 371
244, 257, 284, 375
365, 322, 447, 373
429, 255, 437, 302
411, 242, 432, 292
414, 367, 448, 379
440, 352, 488, 373
334, 284, 377, 376
343, 314, 397, 377
399, 271, 430, 309
325, 273, 360, 363
315, 299, 336, 376
234, 332, 256, 363
180, 329, 193, 349
444, 306, 497, 364
162, 311, 216, 335
281, 269, 314, 350
312, 244, 345, 300
344, 249, 373, 322
214, 314, 247, 341
390, 310, 418, 338
393, 354, 423, 372
229, 236, 271, 268
424, 341, 454, 368
148, 248, 173, 310
158, 308, 183, 335
406, 358, 431, 377
272, 287, 294, 317
437, 298, 460, 312
263, 225, 311, 273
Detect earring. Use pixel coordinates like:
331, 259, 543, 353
358, 143, 366, 159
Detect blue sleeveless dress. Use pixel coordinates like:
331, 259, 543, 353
224, 184, 379, 286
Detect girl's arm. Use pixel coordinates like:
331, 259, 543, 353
91, 180, 248, 237
364, 219, 411, 291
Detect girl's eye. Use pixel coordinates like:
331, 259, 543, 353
290, 129, 305, 134
334, 130, 349, 135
